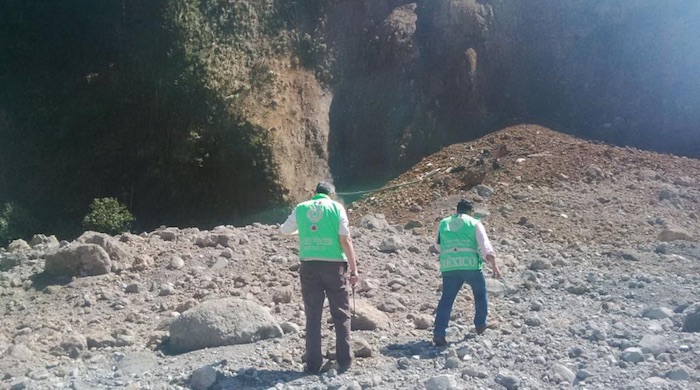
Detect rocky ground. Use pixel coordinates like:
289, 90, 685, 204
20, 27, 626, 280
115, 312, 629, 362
1, 125, 699, 390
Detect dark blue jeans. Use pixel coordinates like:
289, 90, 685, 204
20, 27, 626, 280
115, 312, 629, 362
434, 270, 488, 338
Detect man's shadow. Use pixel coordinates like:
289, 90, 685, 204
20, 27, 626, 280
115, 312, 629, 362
214, 367, 310, 390
380, 340, 443, 359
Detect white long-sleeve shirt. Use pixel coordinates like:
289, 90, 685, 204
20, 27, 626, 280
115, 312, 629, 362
434, 219, 496, 259
280, 203, 351, 236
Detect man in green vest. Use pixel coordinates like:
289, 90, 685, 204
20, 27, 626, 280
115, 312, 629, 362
280, 182, 359, 374
433, 198, 501, 346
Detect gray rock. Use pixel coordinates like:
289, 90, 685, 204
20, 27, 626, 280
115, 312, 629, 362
272, 287, 293, 304
645, 377, 668, 386
44, 243, 111, 277
643, 307, 674, 320
524, 315, 542, 327
76, 231, 133, 268
29, 234, 59, 250
157, 229, 177, 241
638, 334, 667, 356
159, 284, 176, 296
7, 239, 31, 252
486, 278, 505, 298
462, 365, 488, 379
168, 256, 185, 270
0, 253, 22, 271
550, 363, 576, 384
210, 258, 228, 271
444, 357, 461, 369
621, 348, 644, 363
576, 369, 591, 379
413, 314, 433, 330
666, 366, 690, 381
566, 283, 589, 295
352, 338, 373, 358
350, 299, 391, 331
131, 254, 152, 271
476, 185, 494, 197
424, 374, 457, 390
190, 365, 217, 390
280, 321, 300, 334
378, 236, 404, 253
169, 298, 283, 353
211, 233, 240, 249
495, 370, 520, 390
60, 334, 87, 359
357, 214, 392, 231
673, 176, 695, 187
528, 259, 552, 271
115, 352, 159, 376
9, 376, 28, 390
5, 344, 33, 361
195, 234, 217, 247
682, 303, 700, 332
658, 228, 693, 242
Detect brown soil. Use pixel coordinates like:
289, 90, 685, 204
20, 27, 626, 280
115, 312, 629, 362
348, 124, 700, 246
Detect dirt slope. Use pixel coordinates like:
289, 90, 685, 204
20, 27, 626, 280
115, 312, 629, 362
349, 124, 700, 246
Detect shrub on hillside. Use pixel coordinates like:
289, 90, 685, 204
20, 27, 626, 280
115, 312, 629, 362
0, 202, 38, 247
82, 198, 134, 235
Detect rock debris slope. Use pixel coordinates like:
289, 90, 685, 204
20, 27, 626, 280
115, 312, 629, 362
1, 125, 699, 390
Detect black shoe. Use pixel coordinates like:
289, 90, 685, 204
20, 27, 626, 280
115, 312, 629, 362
476, 323, 496, 335
433, 335, 447, 346
338, 363, 352, 374
303, 365, 320, 375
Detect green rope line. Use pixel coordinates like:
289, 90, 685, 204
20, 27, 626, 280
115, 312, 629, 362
337, 169, 442, 196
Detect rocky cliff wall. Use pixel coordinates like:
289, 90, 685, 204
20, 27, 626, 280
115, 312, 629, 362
320, 0, 700, 190
2, 0, 698, 237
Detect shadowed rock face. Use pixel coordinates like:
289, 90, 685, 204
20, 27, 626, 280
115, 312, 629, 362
1, 1, 698, 235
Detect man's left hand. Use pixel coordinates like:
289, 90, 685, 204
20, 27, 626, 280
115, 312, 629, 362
348, 275, 359, 286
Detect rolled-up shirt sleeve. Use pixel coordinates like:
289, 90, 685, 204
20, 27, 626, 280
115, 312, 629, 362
280, 207, 299, 235
338, 206, 350, 236
475, 222, 496, 258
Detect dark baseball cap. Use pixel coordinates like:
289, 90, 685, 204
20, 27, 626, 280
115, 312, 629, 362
456, 198, 473, 213
315, 181, 336, 195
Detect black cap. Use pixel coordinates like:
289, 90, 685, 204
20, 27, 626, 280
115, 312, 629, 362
315, 181, 336, 195
456, 198, 473, 213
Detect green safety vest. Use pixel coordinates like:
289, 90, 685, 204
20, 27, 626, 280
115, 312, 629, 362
296, 194, 346, 262
438, 213, 482, 272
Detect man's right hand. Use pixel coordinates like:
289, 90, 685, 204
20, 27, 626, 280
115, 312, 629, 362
491, 263, 502, 279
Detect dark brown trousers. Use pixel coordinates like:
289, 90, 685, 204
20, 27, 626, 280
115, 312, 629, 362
299, 261, 352, 371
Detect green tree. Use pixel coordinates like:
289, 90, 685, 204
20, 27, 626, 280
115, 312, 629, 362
83, 198, 134, 235
0, 202, 38, 247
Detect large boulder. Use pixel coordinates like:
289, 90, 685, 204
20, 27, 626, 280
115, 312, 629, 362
44, 243, 111, 277
357, 214, 392, 231
76, 231, 133, 271
168, 298, 283, 353
7, 239, 31, 252
29, 234, 60, 251
351, 299, 391, 331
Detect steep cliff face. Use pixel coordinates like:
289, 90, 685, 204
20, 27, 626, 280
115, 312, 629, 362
1, 0, 698, 239
321, 0, 700, 189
